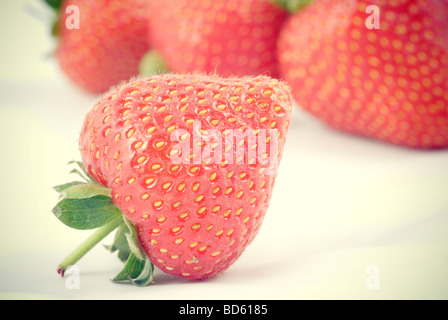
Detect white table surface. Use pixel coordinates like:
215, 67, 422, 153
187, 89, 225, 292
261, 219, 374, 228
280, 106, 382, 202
1, 0, 447, 300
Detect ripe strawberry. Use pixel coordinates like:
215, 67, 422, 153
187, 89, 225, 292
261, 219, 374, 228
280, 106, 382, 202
145, 0, 289, 78
278, 0, 448, 149
46, 0, 151, 94
54, 74, 293, 284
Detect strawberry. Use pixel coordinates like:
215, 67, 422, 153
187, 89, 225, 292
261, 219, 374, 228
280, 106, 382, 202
278, 0, 448, 149
45, 0, 151, 94
53, 74, 293, 284
144, 0, 289, 78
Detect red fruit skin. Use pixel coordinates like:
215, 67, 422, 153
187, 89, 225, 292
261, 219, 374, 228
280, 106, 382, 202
278, 0, 448, 149
147, 0, 288, 78
56, 0, 150, 94
79, 74, 293, 279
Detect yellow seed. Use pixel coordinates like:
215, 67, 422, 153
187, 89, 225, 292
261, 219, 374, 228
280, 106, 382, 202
227, 229, 234, 236
212, 205, 221, 213
125, 195, 132, 202
211, 251, 221, 257
189, 166, 199, 174
225, 187, 233, 195
217, 104, 226, 111
198, 246, 208, 252
223, 209, 231, 218
197, 206, 207, 214
178, 212, 189, 220
154, 200, 163, 208
209, 172, 217, 181
147, 126, 156, 134
162, 182, 172, 190
103, 115, 111, 124
243, 216, 250, 223
128, 177, 136, 184
189, 241, 199, 248
145, 177, 155, 185
172, 201, 181, 208
141, 193, 150, 200
236, 191, 243, 198
191, 224, 201, 231
212, 187, 220, 195
177, 182, 186, 192
137, 156, 147, 164
198, 99, 207, 105
142, 116, 151, 122
165, 115, 173, 122
226, 171, 234, 179
167, 125, 176, 133
160, 248, 168, 253
195, 195, 204, 203
151, 163, 162, 171
174, 238, 184, 245
210, 119, 220, 126
215, 229, 224, 237
113, 151, 120, 160
134, 141, 143, 149
185, 119, 194, 125
155, 141, 165, 149
170, 165, 180, 172
126, 127, 135, 139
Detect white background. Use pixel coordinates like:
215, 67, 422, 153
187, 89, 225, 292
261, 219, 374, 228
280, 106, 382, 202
0, 0, 447, 300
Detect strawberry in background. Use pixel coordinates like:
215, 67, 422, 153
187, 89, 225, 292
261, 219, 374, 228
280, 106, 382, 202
144, 0, 289, 78
44, 0, 151, 94
278, 0, 448, 149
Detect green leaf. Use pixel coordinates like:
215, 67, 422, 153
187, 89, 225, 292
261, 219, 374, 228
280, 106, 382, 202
53, 181, 85, 193
53, 195, 123, 230
271, 0, 314, 13
60, 183, 111, 199
104, 224, 132, 263
112, 252, 153, 287
43, 0, 63, 11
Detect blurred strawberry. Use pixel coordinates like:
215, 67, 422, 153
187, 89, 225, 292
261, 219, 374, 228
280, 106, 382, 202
44, 0, 151, 94
144, 0, 289, 78
278, 0, 448, 149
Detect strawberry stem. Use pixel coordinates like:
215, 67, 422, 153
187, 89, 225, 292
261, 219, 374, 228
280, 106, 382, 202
57, 216, 124, 277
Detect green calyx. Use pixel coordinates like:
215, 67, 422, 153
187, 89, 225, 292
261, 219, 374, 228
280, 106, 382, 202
272, 0, 315, 13
43, 0, 63, 11
53, 161, 153, 287
42, 0, 63, 37
139, 50, 169, 77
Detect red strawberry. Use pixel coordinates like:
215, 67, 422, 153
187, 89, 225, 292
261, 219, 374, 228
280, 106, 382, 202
145, 0, 288, 78
278, 0, 448, 149
47, 0, 151, 94
54, 74, 292, 284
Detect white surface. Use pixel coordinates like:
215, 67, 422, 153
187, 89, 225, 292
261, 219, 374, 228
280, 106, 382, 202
1, 0, 448, 300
